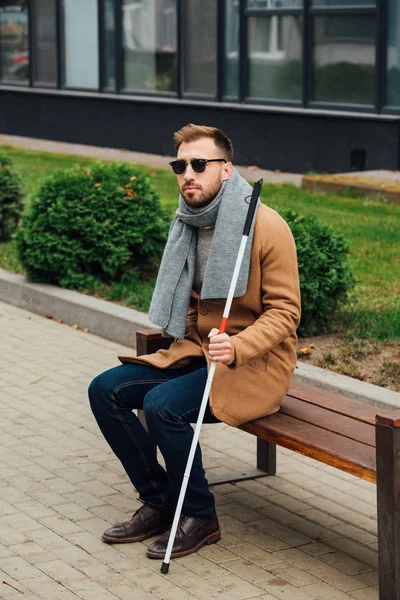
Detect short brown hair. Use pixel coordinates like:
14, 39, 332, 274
173, 124, 234, 162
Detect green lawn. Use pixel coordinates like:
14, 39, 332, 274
1, 144, 399, 341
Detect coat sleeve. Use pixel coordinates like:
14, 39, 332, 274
230, 210, 301, 367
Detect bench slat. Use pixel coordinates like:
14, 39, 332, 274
241, 412, 376, 483
288, 380, 377, 426
280, 396, 376, 448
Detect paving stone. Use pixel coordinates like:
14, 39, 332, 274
0, 525, 35, 546
221, 558, 278, 583
353, 569, 379, 589
208, 572, 267, 598
350, 587, 379, 599
257, 577, 316, 599
166, 569, 222, 596
39, 515, 85, 535
174, 554, 230, 579
229, 543, 284, 567
302, 581, 359, 599
110, 584, 158, 600
272, 548, 327, 571
0, 555, 44, 579
10, 540, 55, 563
311, 564, 368, 592
319, 550, 372, 575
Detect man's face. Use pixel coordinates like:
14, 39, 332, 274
175, 138, 233, 207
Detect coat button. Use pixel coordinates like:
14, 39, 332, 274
199, 306, 208, 316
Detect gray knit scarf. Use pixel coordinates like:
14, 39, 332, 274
149, 169, 259, 339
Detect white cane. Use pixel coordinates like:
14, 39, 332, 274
161, 178, 263, 574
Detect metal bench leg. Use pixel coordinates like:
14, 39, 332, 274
376, 421, 400, 600
257, 438, 276, 475
137, 409, 274, 486
207, 437, 276, 486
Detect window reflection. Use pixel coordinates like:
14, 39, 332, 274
104, 0, 115, 90
33, 0, 57, 86
387, 0, 400, 106
225, 0, 239, 97
63, 0, 99, 89
183, 0, 217, 95
313, 0, 375, 6
247, 0, 303, 9
123, 0, 177, 93
248, 15, 302, 100
0, 1, 29, 84
313, 15, 375, 105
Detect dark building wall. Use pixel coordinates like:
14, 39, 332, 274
1, 88, 399, 173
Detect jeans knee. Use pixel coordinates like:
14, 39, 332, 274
88, 373, 112, 421
143, 387, 171, 427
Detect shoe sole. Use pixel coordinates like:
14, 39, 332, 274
146, 529, 221, 559
102, 523, 171, 544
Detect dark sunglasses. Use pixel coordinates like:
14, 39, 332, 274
169, 158, 227, 175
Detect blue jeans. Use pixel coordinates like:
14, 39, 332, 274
88, 358, 219, 518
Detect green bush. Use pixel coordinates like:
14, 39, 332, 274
279, 210, 356, 336
0, 151, 24, 242
16, 161, 169, 289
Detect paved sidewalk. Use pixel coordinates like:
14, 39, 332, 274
0, 301, 379, 600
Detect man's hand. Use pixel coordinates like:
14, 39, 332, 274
208, 328, 235, 366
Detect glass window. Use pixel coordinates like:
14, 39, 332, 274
104, 0, 115, 90
313, 0, 375, 5
123, 0, 177, 93
247, 0, 303, 9
32, 0, 57, 86
225, 0, 239, 97
248, 15, 302, 100
183, 0, 217, 95
62, 0, 99, 89
313, 15, 375, 105
387, 0, 400, 106
0, 1, 29, 84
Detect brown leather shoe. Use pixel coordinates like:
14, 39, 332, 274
146, 514, 221, 559
102, 504, 174, 543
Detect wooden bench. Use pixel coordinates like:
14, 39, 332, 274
137, 329, 400, 600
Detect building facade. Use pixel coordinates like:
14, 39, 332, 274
0, 0, 399, 172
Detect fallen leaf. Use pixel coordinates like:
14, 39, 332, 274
45, 314, 54, 320
83, 328, 89, 333
2, 580, 24, 594
72, 324, 79, 330
300, 347, 312, 355
57, 318, 63, 324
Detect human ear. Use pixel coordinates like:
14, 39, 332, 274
221, 161, 233, 181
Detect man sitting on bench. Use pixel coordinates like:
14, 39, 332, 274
88, 123, 301, 560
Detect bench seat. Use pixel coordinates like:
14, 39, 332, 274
242, 380, 377, 483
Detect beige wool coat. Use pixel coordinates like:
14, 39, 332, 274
119, 203, 301, 427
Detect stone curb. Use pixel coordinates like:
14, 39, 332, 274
1, 268, 399, 411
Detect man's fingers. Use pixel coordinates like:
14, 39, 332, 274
208, 328, 219, 337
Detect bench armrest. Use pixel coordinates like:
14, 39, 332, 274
376, 410, 400, 428
136, 329, 174, 356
